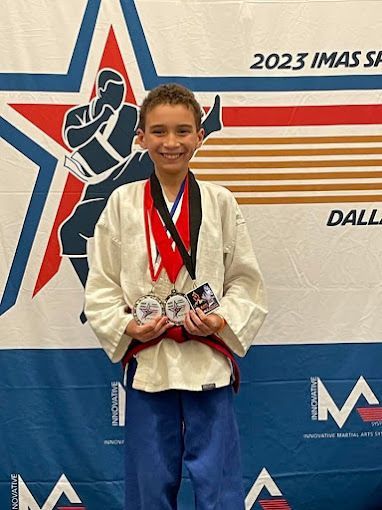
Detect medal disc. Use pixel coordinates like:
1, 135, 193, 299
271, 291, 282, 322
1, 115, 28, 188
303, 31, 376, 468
165, 291, 190, 325
133, 294, 164, 325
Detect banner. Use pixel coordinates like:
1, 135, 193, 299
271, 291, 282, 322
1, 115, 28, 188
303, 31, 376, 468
1, 1, 382, 508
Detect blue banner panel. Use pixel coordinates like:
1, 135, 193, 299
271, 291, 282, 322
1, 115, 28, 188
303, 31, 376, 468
1, 344, 382, 509
0, 349, 124, 510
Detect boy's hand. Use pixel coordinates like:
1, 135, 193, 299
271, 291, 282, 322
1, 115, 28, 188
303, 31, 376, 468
125, 316, 173, 343
184, 309, 224, 337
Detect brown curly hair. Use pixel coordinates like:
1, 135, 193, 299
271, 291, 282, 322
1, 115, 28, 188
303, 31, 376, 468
138, 83, 203, 131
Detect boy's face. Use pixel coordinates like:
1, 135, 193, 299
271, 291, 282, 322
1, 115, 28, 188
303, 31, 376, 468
136, 103, 204, 178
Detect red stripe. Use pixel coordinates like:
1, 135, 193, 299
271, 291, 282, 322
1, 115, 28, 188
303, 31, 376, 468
357, 407, 382, 421
357, 407, 382, 414
220, 105, 382, 127
57, 507, 86, 510
33, 174, 84, 295
259, 499, 291, 510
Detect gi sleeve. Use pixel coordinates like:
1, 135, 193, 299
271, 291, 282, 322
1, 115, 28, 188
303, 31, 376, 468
84, 191, 134, 362
217, 200, 267, 356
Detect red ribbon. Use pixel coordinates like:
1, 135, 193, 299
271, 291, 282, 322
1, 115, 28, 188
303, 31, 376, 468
144, 177, 190, 284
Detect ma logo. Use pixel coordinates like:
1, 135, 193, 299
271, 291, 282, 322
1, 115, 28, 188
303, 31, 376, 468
12, 474, 85, 510
311, 376, 382, 428
245, 468, 291, 510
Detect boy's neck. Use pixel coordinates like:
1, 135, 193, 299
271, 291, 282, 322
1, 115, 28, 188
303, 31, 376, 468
155, 168, 188, 202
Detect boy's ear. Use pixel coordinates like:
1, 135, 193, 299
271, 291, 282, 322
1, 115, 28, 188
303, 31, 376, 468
196, 128, 205, 149
136, 128, 146, 149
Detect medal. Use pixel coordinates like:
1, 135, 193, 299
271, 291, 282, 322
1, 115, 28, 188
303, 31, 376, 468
133, 294, 164, 325
165, 289, 190, 325
141, 173, 203, 326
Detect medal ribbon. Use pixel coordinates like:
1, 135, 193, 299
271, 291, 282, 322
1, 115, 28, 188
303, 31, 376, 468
154, 178, 186, 265
144, 171, 202, 284
151, 177, 189, 283
144, 175, 188, 283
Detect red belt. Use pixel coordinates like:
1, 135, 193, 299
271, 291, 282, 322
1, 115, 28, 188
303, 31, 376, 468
121, 326, 240, 392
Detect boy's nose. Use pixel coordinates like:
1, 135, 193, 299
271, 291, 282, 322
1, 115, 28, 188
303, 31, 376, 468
164, 133, 180, 148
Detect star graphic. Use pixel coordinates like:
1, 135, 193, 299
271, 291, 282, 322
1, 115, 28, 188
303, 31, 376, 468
6, 19, 382, 303
10, 27, 138, 295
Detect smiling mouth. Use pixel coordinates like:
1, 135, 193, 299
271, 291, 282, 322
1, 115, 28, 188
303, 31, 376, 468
161, 153, 183, 160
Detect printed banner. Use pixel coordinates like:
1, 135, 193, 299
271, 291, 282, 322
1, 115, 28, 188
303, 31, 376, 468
1, 1, 382, 509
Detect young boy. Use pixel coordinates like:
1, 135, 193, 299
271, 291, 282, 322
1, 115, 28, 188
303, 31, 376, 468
85, 84, 267, 509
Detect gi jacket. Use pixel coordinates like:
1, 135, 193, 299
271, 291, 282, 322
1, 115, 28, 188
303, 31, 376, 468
85, 179, 267, 392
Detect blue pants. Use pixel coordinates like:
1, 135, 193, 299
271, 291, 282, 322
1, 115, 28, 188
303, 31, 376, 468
124, 360, 245, 510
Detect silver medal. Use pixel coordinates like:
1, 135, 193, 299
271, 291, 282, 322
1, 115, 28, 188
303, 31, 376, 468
165, 290, 190, 325
133, 294, 164, 325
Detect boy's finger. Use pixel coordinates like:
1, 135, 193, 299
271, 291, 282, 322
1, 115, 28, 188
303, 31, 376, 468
190, 309, 204, 327
184, 313, 197, 333
158, 323, 173, 337
153, 316, 169, 331
195, 308, 206, 320
140, 316, 166, 333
